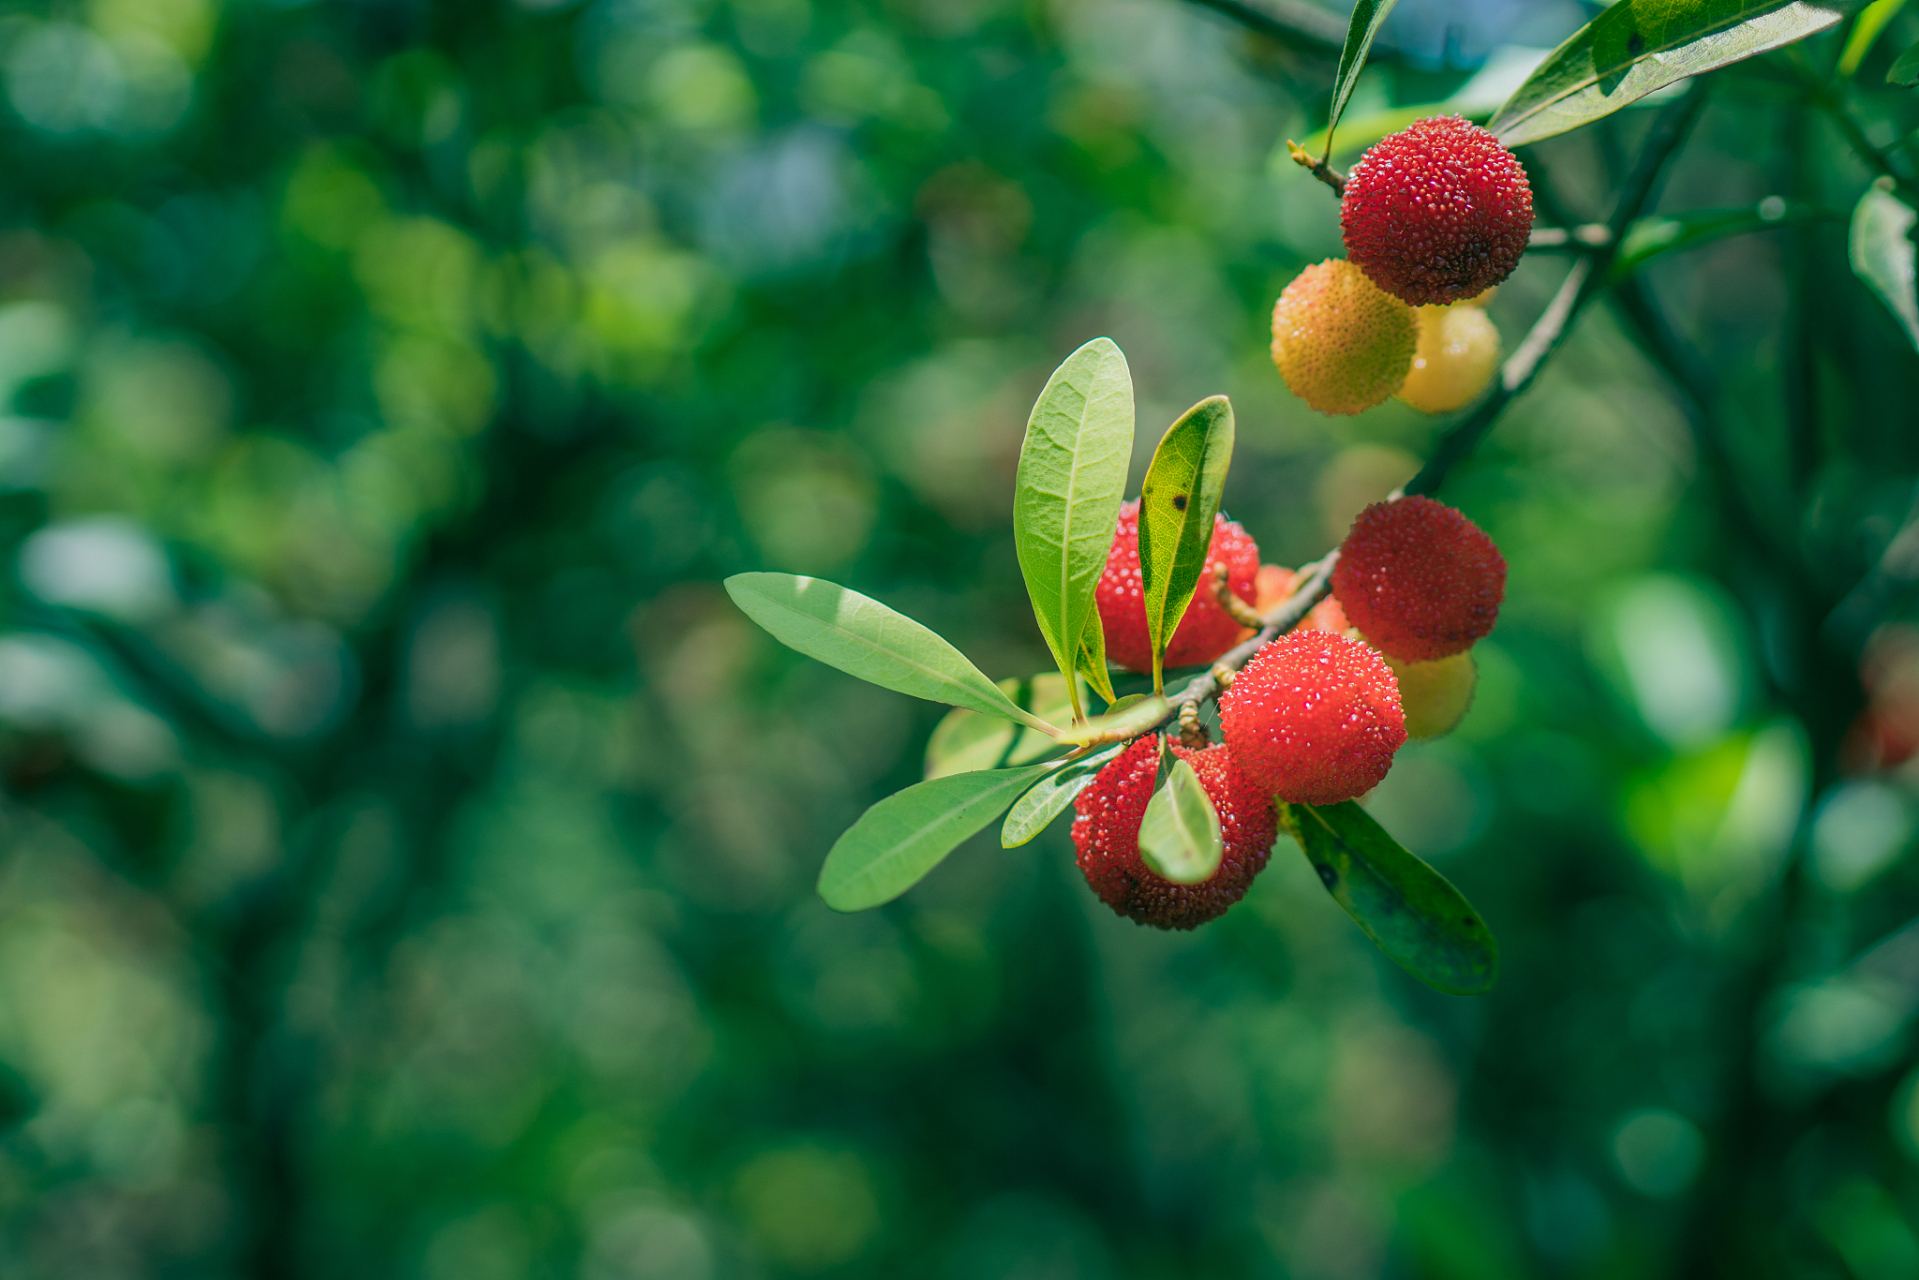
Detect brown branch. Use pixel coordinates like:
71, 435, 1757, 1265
1121, 84, 1711, 741
1286, 139, 1348, 194
1407, 81, 1709, 499
1213, 563, 1267, 628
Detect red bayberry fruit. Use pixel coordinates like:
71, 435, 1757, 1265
1341, 116, 1534, 307
1072, 736, 1278, 930
1096, 499, 1260, 673
1332, 495, 1505, 662
1220, 631, 1406, 805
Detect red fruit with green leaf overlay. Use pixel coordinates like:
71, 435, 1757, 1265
1072, 735, 1278, 930
1096, 499, 1259, 674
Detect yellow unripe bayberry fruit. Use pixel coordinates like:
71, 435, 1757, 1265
1398, 303, 1501, 414
1386, 651, 1477, 739
1270, 260, 1417, 416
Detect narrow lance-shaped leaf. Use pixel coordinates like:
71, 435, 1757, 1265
1013, 338, 1134, 723
1612, 199, 1836, 277
1076, 609, 1118, 707
1138, 752, 1223, 884
1839, 0, 1908, 75
1489, 0, 1857, 149
1001, 742, 1127, 848
1137, 396, 1235, 693
925, 674, 1079, 780
1851, 178, 1919, 351
1324, 0, 1404, 159
1284, 800, 1498, 995
726, 573, 1057, 735
819, 763, 1058, 912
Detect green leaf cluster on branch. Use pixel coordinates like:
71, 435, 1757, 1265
728, 0, 1910, 996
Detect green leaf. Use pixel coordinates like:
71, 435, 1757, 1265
1613, 199, 1837, 276
1137, 396, 1235, 691
1489, 0, 1856, 148
1841, 0, 1909, 75
818, 763, 1058, 911
1850, 178, 1919, 350
1892, 38, 1919, 82
926, 674, 1080, 780
1325, 0, 1404, 158
1076, 611, 1117, 706
1284, 800, 1498, 995
1054, 694, 1170, 747
1000, 742, 1126, 847
725, 573, 1057, 735
1139, 754, 1223, 884
1013, 338, 1135, 722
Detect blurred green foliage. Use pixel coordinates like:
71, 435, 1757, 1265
0, 0, 1918, 1277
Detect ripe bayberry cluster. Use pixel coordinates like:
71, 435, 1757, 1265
1072, 493, 1505, 929
1271, 117, 1532, 417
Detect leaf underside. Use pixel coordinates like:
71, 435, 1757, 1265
1285, 800, 1499, 995
726, 573, 1053, 733
1489, 0, 1855, 148
818, 763, 1057, 912
1138, 753, 1223, 884
1013, 338, 1135, 717
1001, 742, 1127, 847
925, 674, 1080, 780
1851, 181, 1919, 351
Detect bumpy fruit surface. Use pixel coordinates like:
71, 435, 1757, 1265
1342, 116, 1534, 306
1097, 499, 1260, 673
1253, 564, 1352, 634
1270, 260, 1417, 416
1220, 631, 1406, 805
1072, 736, 1277, 930
1333, 495, 1505, 662
1399, 303, 1501, 414
1388, 651, 1477, 739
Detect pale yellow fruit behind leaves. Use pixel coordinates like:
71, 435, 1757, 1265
1398, 303, 1501, 414
1387, 651, 1477, 739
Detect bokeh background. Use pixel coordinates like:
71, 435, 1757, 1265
2, 0, 1919, 1275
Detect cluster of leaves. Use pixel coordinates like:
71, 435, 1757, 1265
731, 0, 1919, 1001
730, 334, 1496, 995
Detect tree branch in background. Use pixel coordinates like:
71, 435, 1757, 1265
1134, 84, 1713, 737
1183, 0, 1349, 53
1406, 83, 1710, 499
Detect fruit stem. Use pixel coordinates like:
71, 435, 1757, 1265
1213, 563, 1265, 629
1285, 139, 1347, 195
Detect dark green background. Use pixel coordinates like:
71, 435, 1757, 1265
0, 0, 1917, 1276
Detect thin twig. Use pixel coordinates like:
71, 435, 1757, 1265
1407, 82, 1710, 499
1122, 84, 1711, 740
1526, 224, 1613, 250
1213, 563, 1267, 628
1165, 554, 1337, 716
1285, 139, 1349, 195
